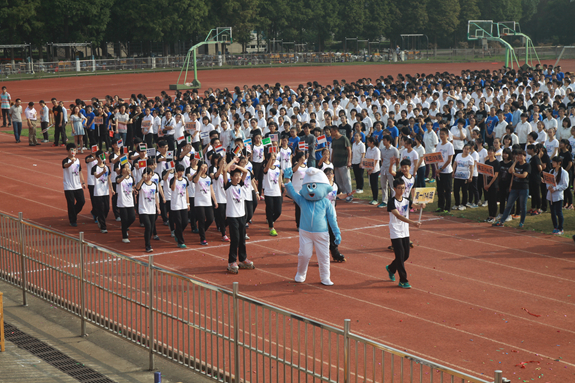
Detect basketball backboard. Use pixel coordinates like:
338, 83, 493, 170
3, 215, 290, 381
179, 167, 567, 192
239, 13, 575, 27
467, 20, 494, 40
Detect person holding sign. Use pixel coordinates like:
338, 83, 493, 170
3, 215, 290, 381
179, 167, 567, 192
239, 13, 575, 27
493, 149, 531, 228
365, 137, 381, 205
483, 147, 501, 223
546, 156, 569, 235
452, 143, 475, 211
386, 178, 425, 289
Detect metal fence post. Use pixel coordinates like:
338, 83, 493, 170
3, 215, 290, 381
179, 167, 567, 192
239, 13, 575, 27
343, 319, 351, 383
79, 232, 86, 337
148, 254, 155, 370
232, 282, 240, 383
18, 212, 27, 306
494, 370, 502, 383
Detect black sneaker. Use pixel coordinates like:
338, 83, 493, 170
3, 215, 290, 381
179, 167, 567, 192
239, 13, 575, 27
387, 245, 394, 251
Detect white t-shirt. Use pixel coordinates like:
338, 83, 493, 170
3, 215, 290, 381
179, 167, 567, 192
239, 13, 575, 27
116, 176, 135, 208
211, 169, 227, 204
515, 121, 532, 143
169, 177, 189, 210
365, 146, 381, 173
185, 167, 197, 198
291, 166, 307, 193
388, 197, 410, 239
194, 176, 213, 207
327, 182, 338, 210
138, 182, 158, 215
400, 149, 419, 175
450, 126, 467, 150
252, 144, 265, 163
436, 142, 454, 173
92, 165, 110, 196
545, 138, 559, 156
86, 157, 96, 186
263, 166, 282, 197
414, 145, 426, 168
162, 170, 175, 201
243, 162, 254, 202
453, 153, 474, 180
225, 182, 247, 218
279, 147, 292, 171
470, 151, 479, 177
62, 157, 82, 191
351, 142, 366, 165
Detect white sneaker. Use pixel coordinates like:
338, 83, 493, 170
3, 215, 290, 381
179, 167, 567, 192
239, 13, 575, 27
245, 234, 250, 240
116, 217, 121, 222
466, 202, 473, 208
496, 214, 502, 220
356, 189, 364, 194
451, 205, 459, 210
345, 196, 353, 202
482, 201, 488, 207
505, 216, 512, 222
458, 205, 466, 211
122, 238, 130, 243
171, 230, 175, 237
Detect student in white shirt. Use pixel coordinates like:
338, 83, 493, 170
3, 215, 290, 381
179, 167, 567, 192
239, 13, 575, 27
452, 143, 475, 210
193, 160, 219, 246
39, 100, 50, 142
62, 143, 87, 226
365, 137, 381, 205
222, 158, 255, 274
170, 164, 190, 248
116, 163, 136, 242
210, 154, 230, 242
515, 113, 532, 145
351, 132, 366, 193
413, 135, 427, 187
91, 150, 114, 232
136, 167, 162, 253
435, 128, 455, 212
25, 101, 39, 146
263, 151, 283, 236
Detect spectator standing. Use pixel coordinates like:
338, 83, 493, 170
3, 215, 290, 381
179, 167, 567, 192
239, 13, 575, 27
25, 101, 39, 146
329, 125, 353, 201
9, 98, 23, 143
1, 86, 11, 127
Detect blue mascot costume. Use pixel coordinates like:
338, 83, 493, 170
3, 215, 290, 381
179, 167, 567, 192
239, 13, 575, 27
284, 167, 341, 285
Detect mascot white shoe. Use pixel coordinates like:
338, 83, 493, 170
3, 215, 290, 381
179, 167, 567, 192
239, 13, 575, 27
284, 167, 341, 286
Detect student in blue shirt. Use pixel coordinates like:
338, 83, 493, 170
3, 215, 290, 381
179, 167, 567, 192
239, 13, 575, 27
288, 127, 300, 151
386, 118, 399, 146
372, 121, 384, 144
85, 105, 96, 148
485, 108, 499, 146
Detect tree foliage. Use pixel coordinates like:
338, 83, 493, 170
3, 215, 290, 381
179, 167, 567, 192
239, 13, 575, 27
0, 0, 572, 53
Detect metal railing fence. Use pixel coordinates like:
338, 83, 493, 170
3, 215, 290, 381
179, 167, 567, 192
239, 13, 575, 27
0, 211, 502, 383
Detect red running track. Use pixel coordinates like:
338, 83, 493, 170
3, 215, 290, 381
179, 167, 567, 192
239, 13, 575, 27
0, 131, 574, 382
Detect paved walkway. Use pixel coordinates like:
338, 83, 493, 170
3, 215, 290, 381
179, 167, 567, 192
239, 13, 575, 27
0, 283, 213, 383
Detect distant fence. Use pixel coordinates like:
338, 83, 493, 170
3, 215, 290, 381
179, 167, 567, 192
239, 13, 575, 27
1, 47, 573, 80
0, 211, 503, 383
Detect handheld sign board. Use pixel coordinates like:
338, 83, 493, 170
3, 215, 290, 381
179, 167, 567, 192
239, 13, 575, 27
477, 163, 494, 177
361, 158, 375, 170
423, 152, 444, 164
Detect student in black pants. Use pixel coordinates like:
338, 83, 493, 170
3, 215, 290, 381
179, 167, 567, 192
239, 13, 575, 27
185, 160, 199, 233
434, 128, 454, 212
498, 149, 513, 220
483, 146, 501, 222
262, 152, 283, 236
62, 143, 86, 227
222, 158, 255, 273
136, 168, 161, 252
193, 161, 218, 246
116, 164, 136, 243
91, 151, 114, 233
170, 164, 190, 248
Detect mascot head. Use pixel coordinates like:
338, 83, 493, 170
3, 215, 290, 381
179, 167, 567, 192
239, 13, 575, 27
300, 168, 333, 201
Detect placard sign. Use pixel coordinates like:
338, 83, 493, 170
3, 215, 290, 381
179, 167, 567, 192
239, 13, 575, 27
361, 158, 375, 170
94, 117, 104, 125
413, 187, 436, 204
542, 172, 556, 187
423, 152, 444, 164
477, 163, 494, 177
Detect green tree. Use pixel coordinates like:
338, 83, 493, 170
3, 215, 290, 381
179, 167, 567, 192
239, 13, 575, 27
0, 0, 42, 44
305, 0, 340, 51
363, 0, 398, 42
477, 0, 522, 23
336, 0, 365, 44
426, 0, 460, 44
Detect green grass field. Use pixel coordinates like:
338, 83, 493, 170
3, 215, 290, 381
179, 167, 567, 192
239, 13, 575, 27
350, 174, 575, 239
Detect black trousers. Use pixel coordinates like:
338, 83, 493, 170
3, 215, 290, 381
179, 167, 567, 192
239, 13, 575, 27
370, 171, 380, 201
388, 237, 410, 283
188, 197, 197, 230
165, 135, 175, 152
195, 205, 214, 241
144, 133, 154, 149
171, 208, 188, 245
252, 162, 264, 194
540, 182, 548, 212
294, 203, 301, 228
328, 224, 341, 258
251, 190, 259, 215
477, 174, 484, 201
228, 216, 247, 263
87, 185, 96, 218
1, 108, 9, 126
529, 180, 541, 210
64, 189, 85, 224
111, 185, 120, 219
564, 172, 573, 206
140, 213, 155, 249
468, 176, 479, 205
245, 200, 255, 224
119, 207, 135, 239
98, 125, 111, 150
93, 195, 110, 230
453, 178, 468, 206
437, 172, 452, 210
160, 197, 169, 223
486, 185, 498, 217
352, 164, 364, 190
214, 202, 227, 236
40, 121, 49, 140
87, 129, 97, 148
265, 196, 282, 228
499, 183, 510, 215
54, 123, 67, 145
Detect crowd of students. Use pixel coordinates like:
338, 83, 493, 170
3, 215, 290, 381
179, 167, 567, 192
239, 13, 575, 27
7, 63, 575, 276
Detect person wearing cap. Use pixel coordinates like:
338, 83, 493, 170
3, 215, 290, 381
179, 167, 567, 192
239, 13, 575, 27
284, 166, 341, 286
